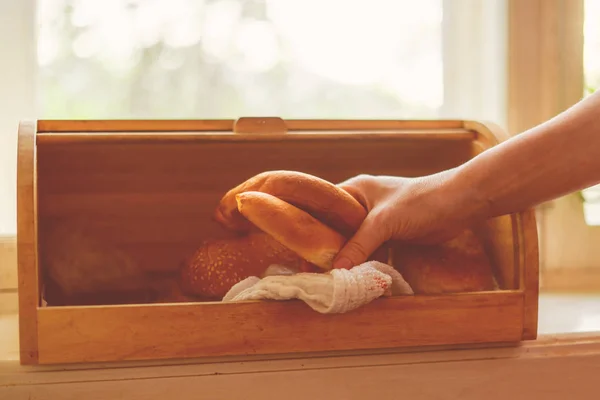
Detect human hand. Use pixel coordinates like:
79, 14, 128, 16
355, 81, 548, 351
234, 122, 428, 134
332, 171, 487, 269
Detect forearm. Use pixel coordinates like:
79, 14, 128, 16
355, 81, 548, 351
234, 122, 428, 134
452, 90, 600, 218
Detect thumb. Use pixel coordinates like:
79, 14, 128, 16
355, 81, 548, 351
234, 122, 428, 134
338, 185, 367, 208
332, 213, 387, 269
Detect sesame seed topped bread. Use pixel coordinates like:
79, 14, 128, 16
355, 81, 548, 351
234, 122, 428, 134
178, 232, 316, 300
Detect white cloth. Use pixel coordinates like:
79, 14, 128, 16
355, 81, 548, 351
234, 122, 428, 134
222, 261, 414, 314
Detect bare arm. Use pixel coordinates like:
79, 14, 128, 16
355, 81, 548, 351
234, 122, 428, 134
331, 90, 600, 269
450, 89, 600, 218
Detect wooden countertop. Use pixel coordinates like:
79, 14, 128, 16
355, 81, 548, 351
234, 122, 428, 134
2, 303, 600, 399
2, 331, 600, 399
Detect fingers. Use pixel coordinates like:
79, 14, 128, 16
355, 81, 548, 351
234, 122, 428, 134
336, 174, 373, 188
338, 184, 368, 208
337, 174, 377, 210
332, 211, 388, 269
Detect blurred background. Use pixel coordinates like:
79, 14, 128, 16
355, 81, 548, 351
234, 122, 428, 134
1, 1, 600, 352
36, 0, 446, 120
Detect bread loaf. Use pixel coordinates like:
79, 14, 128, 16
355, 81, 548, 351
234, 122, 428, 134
236, 191, 347, 270
40, 219, 194, 306
214, 170, 367, 235
178, 232, 315, 299
392, 229, 496, 294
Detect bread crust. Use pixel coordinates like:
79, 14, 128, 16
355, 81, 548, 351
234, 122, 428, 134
214, 170, 367, 235
179, 232, 312, 299
392, 229, 496, 294
236, 191, 347, 270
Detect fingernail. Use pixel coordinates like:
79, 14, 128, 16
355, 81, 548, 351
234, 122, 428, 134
333, 257, 353, 270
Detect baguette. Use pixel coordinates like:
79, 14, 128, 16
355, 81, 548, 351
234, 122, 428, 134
214, 170, 367, 235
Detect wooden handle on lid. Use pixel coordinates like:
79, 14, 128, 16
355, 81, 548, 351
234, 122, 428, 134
233, 117, 288, 135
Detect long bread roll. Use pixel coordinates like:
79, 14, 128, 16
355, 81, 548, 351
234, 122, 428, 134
214, 170, 367, 235
235, 191, 347, 270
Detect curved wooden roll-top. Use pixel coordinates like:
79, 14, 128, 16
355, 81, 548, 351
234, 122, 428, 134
16, 118, 539, 365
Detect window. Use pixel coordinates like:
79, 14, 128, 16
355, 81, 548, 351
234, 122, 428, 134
0, 1, 35, 237
38, 0, 445, 119
581, 0, 600, 225
583, 0, 600, 94
536, 0, 600, 335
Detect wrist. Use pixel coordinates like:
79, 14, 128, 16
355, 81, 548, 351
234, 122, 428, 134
428, 166, 492, 223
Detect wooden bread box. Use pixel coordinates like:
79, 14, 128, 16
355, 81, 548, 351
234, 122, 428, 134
16, 118, 539, 366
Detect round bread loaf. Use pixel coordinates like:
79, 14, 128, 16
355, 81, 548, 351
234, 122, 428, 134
392, 229, 496, 294
178, 232, 315, 299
